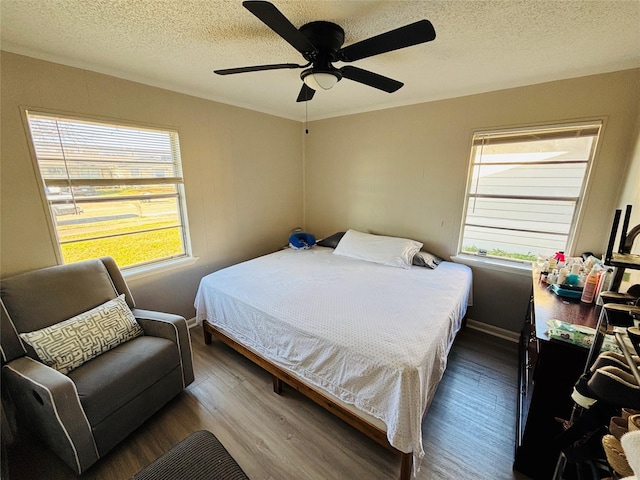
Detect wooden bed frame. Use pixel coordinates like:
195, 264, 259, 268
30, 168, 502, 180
202, 320, 413, 480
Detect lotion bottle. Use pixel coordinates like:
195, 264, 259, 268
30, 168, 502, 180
557, 267, 569, 285
581, 267, 599, 303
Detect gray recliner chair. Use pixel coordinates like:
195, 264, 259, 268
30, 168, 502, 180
1, 257, 194, 474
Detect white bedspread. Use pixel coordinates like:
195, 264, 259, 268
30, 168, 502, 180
194, 247, 472, 466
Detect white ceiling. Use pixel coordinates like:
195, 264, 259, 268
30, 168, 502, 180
1, 1, 639, 121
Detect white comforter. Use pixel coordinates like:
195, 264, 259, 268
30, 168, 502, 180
194, 247, 472, 465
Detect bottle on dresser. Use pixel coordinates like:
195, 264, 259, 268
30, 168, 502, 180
581, 266, 601, 303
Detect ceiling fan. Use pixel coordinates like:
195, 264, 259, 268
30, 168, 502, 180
214, 1, 436, 102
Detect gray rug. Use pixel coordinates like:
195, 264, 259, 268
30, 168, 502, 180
131, 430, 250, 480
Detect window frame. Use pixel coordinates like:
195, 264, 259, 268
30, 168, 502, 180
457, 120, 603, 266
22, 108, 193, 271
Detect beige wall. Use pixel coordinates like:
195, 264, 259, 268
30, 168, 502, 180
0, 52, 303, 319
304, 69, 640, 332
616, 111, 640, 290
2, 51, 639, 333
618, 111, 640, 230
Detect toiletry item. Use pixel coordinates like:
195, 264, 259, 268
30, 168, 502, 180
581, 267, 599, 303
566, 274, 579, 286
557, 267, 569, 285
596, 268, 613, 306
583, 259, 593, 274
578, 274, 586, 288
540, 260, 549, 282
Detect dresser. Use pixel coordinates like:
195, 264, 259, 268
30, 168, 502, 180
513, 272, 599, 480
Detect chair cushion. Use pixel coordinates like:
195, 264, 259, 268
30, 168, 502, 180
1, 258, 119, 333
19, 295, 143, 374
68, 335, 180, 427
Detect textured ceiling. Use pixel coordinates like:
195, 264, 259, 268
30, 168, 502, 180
1, 0, 639, 121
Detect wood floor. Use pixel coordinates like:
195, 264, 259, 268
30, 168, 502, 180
5, 326, 531, 480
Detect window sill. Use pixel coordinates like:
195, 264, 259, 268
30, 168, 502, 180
123, 256, 199, 282
451, 254, 532, 277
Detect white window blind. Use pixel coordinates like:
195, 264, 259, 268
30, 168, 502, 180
26, 111, 191, 268
459, 122, 601, 263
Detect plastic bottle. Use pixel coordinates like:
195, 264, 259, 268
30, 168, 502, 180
578, 273, 586, 288
557, 267, 569, 285
583, 258, 593, 274
540, 260, 550, 283
595, 268, 613, 306
580, 267, 599, 303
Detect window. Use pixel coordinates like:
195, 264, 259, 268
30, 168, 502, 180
26, 111, 191, 269
459, 122, 601, 263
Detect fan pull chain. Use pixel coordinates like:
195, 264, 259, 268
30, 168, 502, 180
305, 100, 309, 134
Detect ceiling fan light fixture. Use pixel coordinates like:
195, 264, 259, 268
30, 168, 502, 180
301, 70, 341, 90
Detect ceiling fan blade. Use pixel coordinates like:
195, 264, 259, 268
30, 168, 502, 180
340, 66, 403, 93
243, 1, 317, 55
338, 19, 436, 62
214, 63, 306, 75
296, 83, 315, 102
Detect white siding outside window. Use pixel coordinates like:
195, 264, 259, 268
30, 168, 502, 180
459, 122, 601, 263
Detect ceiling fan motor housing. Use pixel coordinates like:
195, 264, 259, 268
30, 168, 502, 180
299, 21, 345, 63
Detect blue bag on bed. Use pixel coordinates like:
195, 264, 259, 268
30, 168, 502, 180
289, 232, 316, 250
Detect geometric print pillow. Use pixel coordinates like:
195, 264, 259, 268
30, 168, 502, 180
19, 294, 143, 375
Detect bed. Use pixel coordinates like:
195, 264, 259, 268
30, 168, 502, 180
195, 237, 472, 480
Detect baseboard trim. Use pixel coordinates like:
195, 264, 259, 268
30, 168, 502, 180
466, 319, 519, 343
187, 317, 197, 329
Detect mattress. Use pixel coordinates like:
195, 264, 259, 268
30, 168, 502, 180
194, 246, 472, 466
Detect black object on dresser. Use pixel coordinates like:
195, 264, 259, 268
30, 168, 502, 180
514, 272, 599, 480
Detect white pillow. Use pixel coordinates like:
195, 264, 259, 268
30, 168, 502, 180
333, 229, 423, 269
19, 294, 143, 374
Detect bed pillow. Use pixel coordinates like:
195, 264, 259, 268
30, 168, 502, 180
413, 250, 444, 269
19, 294, 144, 374
333, 229, 422, 269
316, 231, 345, 248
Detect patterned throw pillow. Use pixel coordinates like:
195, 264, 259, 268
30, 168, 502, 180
19, 294, 143, 374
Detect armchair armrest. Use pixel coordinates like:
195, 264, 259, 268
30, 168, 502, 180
132, 308, 194, 387
1, 357, 99, 474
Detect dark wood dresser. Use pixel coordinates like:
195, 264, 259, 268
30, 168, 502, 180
513, 272, 599, 480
